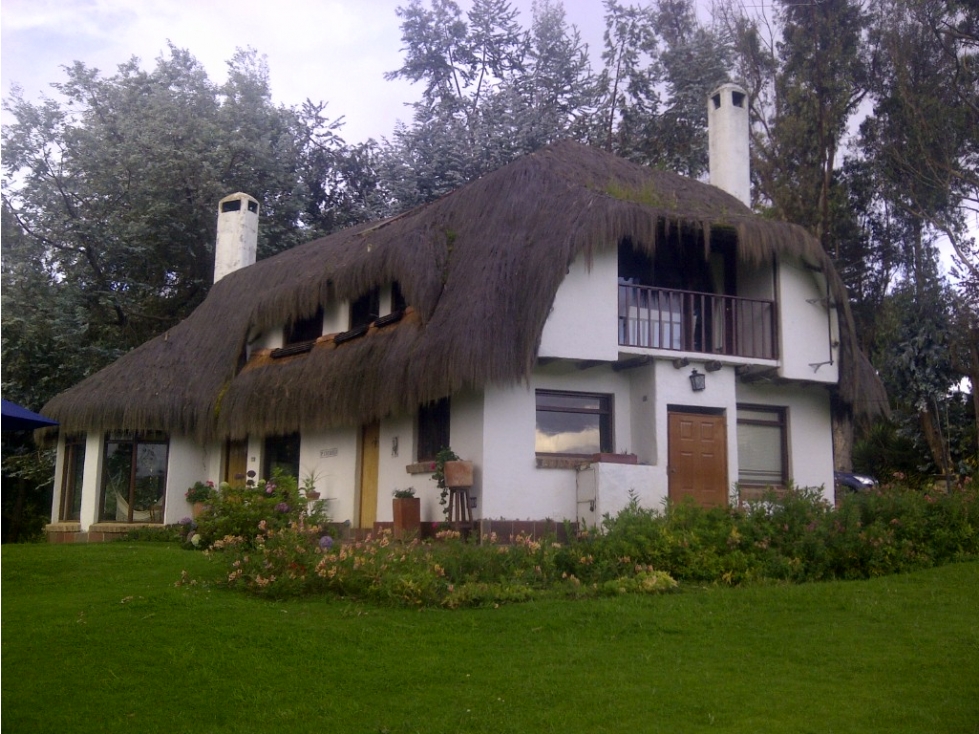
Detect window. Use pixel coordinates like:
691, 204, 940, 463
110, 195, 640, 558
350, 287, 380, 329
264, 433, 301, 480
284, 306, 323, 345
535, 390, 613, 457
737, 406, 787, 486
417, 398, 450, 462
391, 281, 407, 313
59, 434, 86, 522
100, 431, 168, 522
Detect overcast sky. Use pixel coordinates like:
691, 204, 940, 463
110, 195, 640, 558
1, 0, 617, 145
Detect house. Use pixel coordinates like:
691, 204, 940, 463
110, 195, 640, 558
42, 85, 886, 542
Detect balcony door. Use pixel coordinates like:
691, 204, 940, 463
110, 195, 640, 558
667, 409, 728, 508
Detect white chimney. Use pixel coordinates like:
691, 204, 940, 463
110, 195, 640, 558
708, 83, 750, 207
213, 192, 259, 283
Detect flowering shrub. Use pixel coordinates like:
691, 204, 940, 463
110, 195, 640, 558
204, 523, 678, 607
195, 480, 978, 608
193, 472, 327, 549
185, 480, 216, 504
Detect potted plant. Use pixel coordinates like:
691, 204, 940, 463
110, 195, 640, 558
185, 480, 215, 517
301, 469, 322, 500
392, 487, 420, 540
433, 447, 460, 516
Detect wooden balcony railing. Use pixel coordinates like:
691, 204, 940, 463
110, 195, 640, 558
618, 284, 778, 360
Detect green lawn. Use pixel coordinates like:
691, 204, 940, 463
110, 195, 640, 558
3, 543, 977, 733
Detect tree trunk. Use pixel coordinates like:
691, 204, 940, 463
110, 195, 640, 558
920, 402, 950, 475
831, 398, 854, 472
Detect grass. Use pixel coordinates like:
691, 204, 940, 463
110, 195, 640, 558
3, 543, 978, 734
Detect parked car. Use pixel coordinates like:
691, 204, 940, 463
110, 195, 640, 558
834, 471, 879, 493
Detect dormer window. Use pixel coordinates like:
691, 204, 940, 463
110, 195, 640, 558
350, 288, 380, 330
392, 281, 407, 313
284, 306, 324, 346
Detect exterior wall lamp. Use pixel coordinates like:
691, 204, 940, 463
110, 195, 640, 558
689, 369, 706, 392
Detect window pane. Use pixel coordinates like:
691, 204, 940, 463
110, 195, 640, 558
60, 436, 85, 522
264, 433, 301, 480
417, 398, 450, 462
132, 443, 167, 514
101, 439, 134, 521
738, 421, 783, 485
536, 411, 603, 455
100, 433, 168, 522
536, 393, 605, 412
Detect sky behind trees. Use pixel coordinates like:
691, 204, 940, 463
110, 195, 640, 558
1, 0, 628, 144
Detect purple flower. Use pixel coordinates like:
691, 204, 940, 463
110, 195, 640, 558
178, 517, 193, 526
319, 535, 334, 550
274, 502, 290, 514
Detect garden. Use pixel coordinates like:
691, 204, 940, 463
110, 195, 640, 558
166, 472, 979, 608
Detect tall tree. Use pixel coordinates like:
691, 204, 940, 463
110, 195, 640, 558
381, 0, 599, 209
1, 45, 361, 362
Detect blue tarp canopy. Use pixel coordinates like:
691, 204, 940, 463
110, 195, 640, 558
1, 399, 59, 431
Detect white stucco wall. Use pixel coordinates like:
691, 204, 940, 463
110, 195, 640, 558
164, 437, 209, 524
778, 260, 840, 383
736, 381, 835, 500
297, 428, 360, 525
538, 248, 619, 361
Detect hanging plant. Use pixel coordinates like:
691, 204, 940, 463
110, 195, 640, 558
433, 446, 459, 517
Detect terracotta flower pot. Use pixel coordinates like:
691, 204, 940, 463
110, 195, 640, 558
443, 460, 474, 488
192, 501, 208, 518
392, 496, 421, 540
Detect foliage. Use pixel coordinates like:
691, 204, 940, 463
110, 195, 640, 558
192, 471, 327, 549
0, 45, 378, 414
433, 446, 460, 515
392, 487, 417, 499
1, 445, 55, 543
184, 481, 216, 504
198, 479, 978, 607
381, 0, 600, 210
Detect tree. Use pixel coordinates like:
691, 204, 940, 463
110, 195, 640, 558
381, 0, 600, 209
1, 45, 376, 541
1, 45, 366, 365
621, 0, 732, 177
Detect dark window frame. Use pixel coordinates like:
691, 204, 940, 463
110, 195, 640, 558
416, 398, 451, 463
535, 390, 614, 458
263, 433, 301, 480
59, 433, 86, 522
99, 431, 169, 523
350, 288, 381, 330
284, 306, 324, 346
736, 404, 788, 487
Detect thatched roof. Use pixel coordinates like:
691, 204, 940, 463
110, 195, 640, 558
41, 140, 887, 441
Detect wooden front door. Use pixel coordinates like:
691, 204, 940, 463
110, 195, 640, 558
358, 422, 380, 529
668, 410, 728, 507
224, 439, 249, 487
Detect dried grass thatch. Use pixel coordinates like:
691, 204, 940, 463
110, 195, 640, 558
41, 141, 887, 441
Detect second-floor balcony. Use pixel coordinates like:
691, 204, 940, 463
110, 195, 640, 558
618, 284, 778, 360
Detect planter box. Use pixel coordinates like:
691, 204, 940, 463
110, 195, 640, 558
591, 453, 638, 465
392, 497, 421, 540
443, 460, 474, 488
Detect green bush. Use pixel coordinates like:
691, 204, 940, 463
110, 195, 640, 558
193, 471, 326, 548
196, 480, 978, 608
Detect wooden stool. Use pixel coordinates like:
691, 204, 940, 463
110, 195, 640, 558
446, 486, 474, 531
